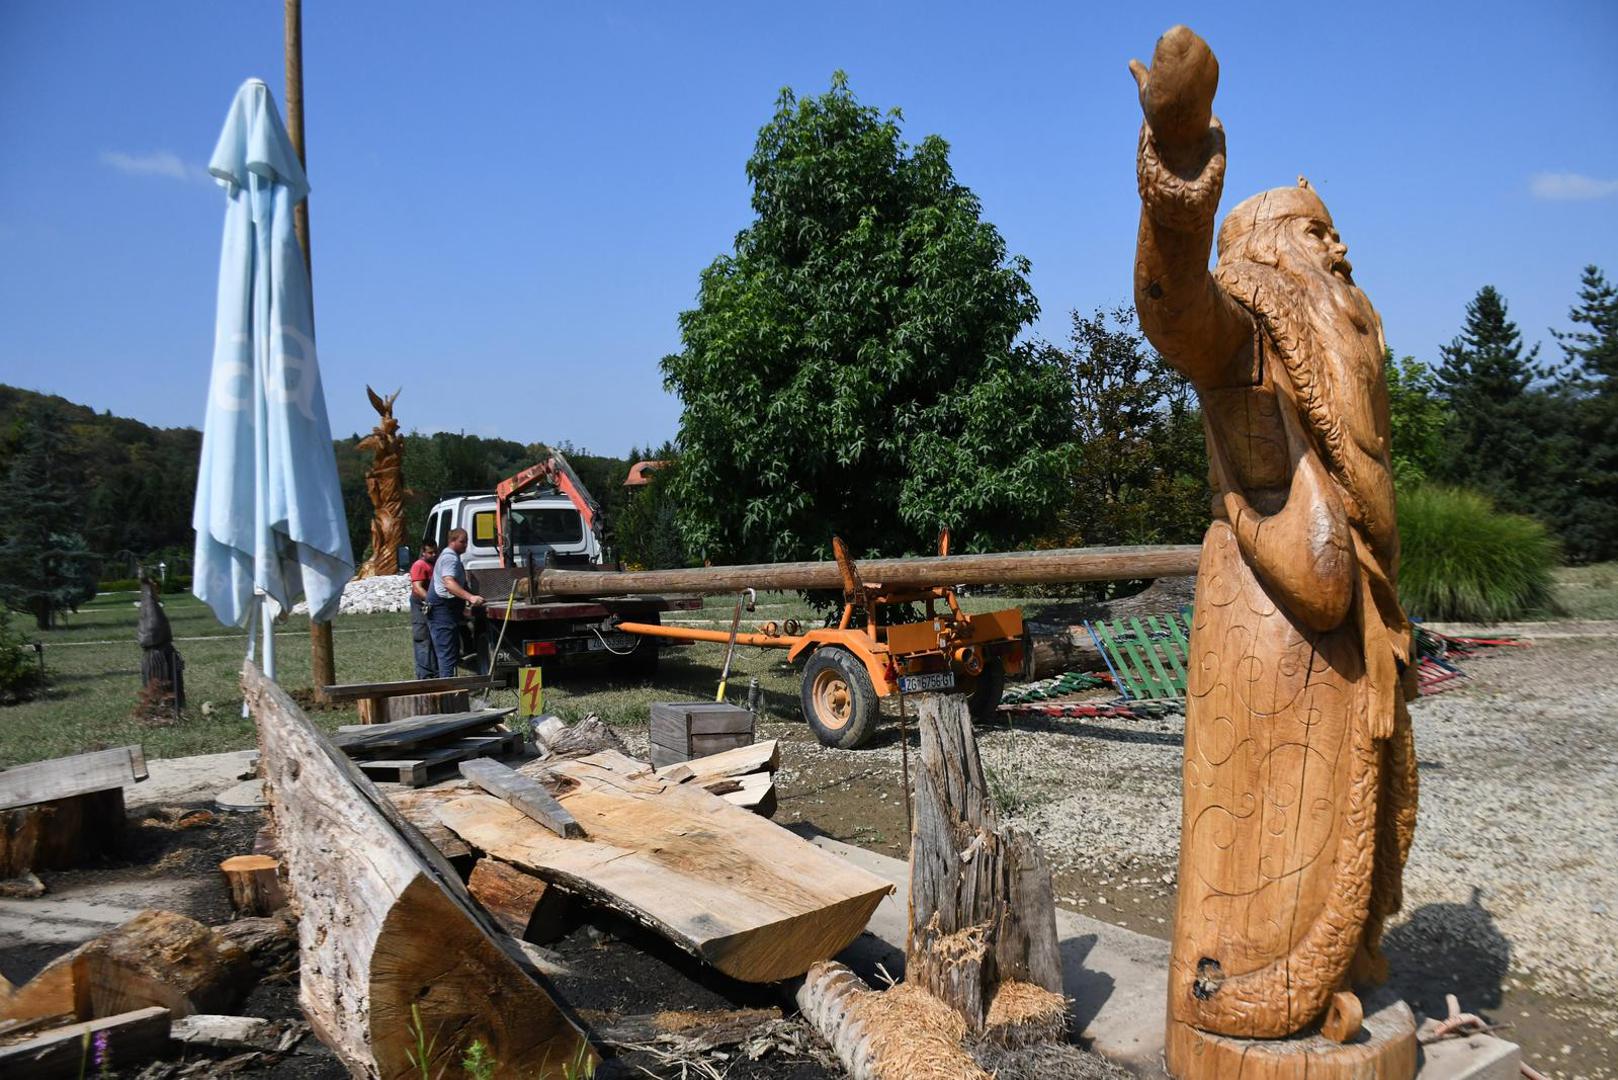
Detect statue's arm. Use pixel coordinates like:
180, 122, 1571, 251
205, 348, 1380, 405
1129, 28, 1254, 386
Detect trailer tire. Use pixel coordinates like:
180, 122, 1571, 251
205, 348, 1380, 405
967, 657, 1006, 724
801, 647, 879, 750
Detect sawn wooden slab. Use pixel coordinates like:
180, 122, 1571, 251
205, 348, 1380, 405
435, 750, 892, 983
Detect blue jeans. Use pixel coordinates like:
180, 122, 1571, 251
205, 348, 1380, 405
427, 600, 465, 678
411, 615, 438, 679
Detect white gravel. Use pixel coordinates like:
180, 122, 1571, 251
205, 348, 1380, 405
289, 573, 411, 616
770, 632, 1618, 1073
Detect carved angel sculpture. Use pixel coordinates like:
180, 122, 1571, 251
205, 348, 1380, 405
356, 386, 410, 579
1129, 26, 1418, 1047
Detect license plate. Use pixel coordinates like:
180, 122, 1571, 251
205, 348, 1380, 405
587, 633, 636, 652
899, 671, 955, 693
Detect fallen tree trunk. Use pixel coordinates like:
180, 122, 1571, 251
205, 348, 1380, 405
434, 750, 892, 982
244, 660, 592, 1079
531, 544, 1203, 597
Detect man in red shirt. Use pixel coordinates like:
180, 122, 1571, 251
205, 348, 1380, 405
408, 541, 440, 678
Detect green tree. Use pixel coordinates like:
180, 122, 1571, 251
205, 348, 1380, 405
0, 409, 100, 628
1382, 349, 1447, 484
615, 449, 689, 570
1432, 286, 1551, 505
1547, 265, 1618, 560
1051, 307, 1205, 548
661, 74, 1074, 563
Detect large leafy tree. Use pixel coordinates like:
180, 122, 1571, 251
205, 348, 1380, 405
0, 408, 99, 629
1049, 307, 1205, 548
661, 74, 1074, 563
1382, 349, 1448, 485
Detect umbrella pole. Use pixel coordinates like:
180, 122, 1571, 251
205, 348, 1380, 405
262, 594, 277, 680
284, 0, 337, 702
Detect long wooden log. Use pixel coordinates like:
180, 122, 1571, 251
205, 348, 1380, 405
435, 750, 893, 983
244, 660, 592, 1079
531, 543, 1203, 597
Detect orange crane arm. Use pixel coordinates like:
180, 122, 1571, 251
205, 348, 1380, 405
493, 452, 601, 567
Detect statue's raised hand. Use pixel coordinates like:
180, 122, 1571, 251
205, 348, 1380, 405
1129, 26, 1219, 170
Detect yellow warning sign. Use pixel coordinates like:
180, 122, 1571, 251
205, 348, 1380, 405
518, 666, 544, 718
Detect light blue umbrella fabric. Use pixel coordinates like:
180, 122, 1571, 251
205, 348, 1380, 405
192, 78, 353, 627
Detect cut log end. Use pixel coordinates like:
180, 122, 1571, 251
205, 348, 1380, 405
367, 875, 595, 1079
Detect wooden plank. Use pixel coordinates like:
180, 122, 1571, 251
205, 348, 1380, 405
330, 709, 513, 754
356, 734, 520, 788
0, 747, 147, 811
244, 660, 592, 1077
436, 750, 893, 983
717, 773, 777, 818
320, 674, 497, 701
460, 759, 583, 839
655, 740, 780, 784
0, 1007, 170, 1079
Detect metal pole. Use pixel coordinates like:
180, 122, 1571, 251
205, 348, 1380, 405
284, 0, 335, 701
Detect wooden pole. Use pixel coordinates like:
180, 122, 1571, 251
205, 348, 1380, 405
284, 0, 336, 703
531, 543, 1202, 598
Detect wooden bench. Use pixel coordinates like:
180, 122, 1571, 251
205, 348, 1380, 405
321, 674, 497, 724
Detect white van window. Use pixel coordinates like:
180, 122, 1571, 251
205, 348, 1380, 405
471, 510, 499, 550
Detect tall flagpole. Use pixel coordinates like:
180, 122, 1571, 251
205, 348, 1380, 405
285, 0, 337, 702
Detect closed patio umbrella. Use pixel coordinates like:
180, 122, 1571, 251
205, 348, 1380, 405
192, 78, 352, 676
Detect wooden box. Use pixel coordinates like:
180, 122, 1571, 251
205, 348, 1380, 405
649, 701, 755, 768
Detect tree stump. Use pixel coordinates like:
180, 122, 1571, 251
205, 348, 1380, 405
797, 693, 1077, 1078
907, 693, 1064, 1043
0, 788, 125, 880
219, 855, 286, 916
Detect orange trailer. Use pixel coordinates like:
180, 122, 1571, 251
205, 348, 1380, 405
614, 533, 1024, 748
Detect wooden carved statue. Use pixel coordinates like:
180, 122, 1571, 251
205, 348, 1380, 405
356, 386, 410, 579
137, 574, 184, 715
1129, 27, 1419, 1076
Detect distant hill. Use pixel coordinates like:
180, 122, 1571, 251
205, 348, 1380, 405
0, 384, 653, 572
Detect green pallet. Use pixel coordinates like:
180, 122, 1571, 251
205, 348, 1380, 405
1084, 610, 1193, 701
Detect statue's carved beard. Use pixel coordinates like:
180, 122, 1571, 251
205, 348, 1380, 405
1277, 242, 1378, 340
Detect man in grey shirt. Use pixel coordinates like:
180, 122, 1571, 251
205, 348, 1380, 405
427, 528, 484, 677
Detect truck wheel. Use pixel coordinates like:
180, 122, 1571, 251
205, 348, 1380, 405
609, 614, 660, 681
967, 658, 1006, 724
801, 647, 879, 750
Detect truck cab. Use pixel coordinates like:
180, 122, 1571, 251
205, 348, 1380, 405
421, 492, 601, 572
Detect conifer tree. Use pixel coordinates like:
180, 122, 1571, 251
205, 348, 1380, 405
0, 407, 99, 628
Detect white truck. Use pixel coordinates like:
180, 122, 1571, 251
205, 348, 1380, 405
414, 452, 698, 680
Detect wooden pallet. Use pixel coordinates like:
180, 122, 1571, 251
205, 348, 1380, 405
1083, 611, 1193, 701
354, 732, 523, 787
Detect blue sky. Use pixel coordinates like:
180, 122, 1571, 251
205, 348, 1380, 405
2, 2, 1615, 454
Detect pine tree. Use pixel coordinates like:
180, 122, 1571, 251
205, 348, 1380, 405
1548, 266, 1618, 560
0, 407, 99, 629
1432, 286, 1549, 504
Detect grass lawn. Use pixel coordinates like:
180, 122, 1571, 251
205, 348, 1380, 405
4, 567, 1613, 767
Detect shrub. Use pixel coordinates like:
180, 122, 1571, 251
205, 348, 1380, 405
1397, 485, 1559, 622
0, 607, 44, 704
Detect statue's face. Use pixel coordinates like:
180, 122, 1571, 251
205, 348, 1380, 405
1291, 213, 1353, 284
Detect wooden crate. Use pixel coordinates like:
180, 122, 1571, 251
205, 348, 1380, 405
648, 702, 754, 768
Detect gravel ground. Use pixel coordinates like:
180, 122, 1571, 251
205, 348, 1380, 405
764, 634, 1618, 1079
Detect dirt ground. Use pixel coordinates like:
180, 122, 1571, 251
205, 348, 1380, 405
747, 633, 1618, 1080
4, 631, 1612, 1078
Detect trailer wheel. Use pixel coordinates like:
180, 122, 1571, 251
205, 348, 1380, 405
967, 657, 1006, 724
801, 647, 879, 750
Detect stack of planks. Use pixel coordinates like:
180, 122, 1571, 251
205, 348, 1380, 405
331, 709, 522, 787
393, 738, 890, 984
